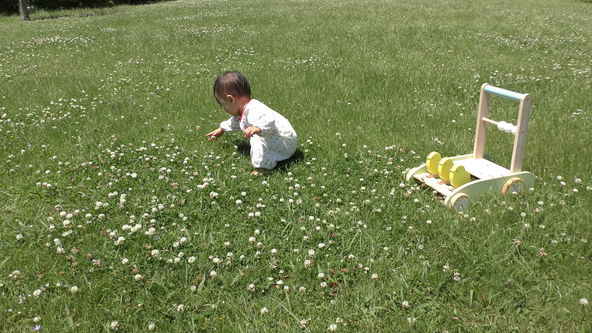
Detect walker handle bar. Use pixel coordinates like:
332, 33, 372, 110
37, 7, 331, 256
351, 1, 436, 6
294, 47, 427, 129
483, 84, 527, 102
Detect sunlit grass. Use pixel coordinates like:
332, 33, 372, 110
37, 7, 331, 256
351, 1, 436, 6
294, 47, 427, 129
1, 0, 591, 331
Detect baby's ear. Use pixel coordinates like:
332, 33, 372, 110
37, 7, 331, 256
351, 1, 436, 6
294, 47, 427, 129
225, 95, 235, 103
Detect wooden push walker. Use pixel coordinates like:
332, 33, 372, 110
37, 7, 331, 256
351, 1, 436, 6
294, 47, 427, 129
406, 83, 536, 211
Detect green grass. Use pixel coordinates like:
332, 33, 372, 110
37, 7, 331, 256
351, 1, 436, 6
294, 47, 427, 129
1, 0, 591, 331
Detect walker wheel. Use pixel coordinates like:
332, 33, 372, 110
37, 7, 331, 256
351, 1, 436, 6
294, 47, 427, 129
449, 193, 470, 212
501, 177, 526, 196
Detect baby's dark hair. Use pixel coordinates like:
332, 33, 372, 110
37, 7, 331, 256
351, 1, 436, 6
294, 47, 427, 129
213, 71, 251, 99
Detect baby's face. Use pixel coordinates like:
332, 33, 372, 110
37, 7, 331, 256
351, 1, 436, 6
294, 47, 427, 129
215, 94, 241, 116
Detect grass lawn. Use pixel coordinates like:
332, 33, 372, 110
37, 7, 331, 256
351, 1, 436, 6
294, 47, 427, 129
1, 0, 591, 331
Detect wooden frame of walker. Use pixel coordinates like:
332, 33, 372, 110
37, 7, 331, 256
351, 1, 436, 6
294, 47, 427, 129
406, 83, 536, 211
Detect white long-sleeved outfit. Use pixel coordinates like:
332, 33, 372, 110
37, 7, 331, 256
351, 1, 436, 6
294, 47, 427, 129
220, 99, 297, 169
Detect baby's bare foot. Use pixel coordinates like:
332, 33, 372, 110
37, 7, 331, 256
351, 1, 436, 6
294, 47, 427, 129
250, 168, 271, 176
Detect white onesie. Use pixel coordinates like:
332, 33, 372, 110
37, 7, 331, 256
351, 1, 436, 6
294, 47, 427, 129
220, 99, 297, 169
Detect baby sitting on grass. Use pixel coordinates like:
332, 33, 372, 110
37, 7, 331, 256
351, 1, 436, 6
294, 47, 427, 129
206, 71, 298, 175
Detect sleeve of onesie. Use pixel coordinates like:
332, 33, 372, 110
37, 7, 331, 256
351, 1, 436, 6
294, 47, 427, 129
250, 109, 275, 137
220, 116, 240, 132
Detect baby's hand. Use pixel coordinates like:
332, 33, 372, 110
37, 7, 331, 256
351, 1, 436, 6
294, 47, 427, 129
243, 126, 261, 138
206, 128, 224, 141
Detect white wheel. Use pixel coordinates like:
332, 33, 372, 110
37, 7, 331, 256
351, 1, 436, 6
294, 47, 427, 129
501, 177, 526, 196
449, 194, 470, 212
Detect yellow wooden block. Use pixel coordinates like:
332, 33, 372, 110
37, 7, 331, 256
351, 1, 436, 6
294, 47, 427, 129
449, 164, 471, 188
426, 152, 441, 175
438, 157, 453, 181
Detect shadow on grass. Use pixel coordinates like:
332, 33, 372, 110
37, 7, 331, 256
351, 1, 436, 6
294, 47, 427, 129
30, 11, 110, 21
234, 139, 304, 172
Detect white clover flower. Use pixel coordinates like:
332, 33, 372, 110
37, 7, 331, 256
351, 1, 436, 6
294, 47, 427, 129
317, 242, 325, 249
187, 256, 196, 263
317, 272, 325, 279
304, 259, 312, 268
70, 286, 78, 293
33, 316, 41, 323
401, 300, 410, 309
134, 274, 143, 281
176, 304, 185, 312
328, 323, 337, 331
16, 234, 24, 240
150, 249, 160, 257
247, 283, 255, 291
260, 307, 269, 315
580, 298, 589, 306
148, 323, 156, 330
9, 270, 21, 278
33, 289, 42, 297
210, 270, 217, 277
371, 273, 378, 280
110, 321, 119, 329
320, 281, 327, 288
299, 318, 310, 328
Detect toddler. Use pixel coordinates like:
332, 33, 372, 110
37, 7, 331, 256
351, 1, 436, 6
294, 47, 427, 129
205, 71, 298, 175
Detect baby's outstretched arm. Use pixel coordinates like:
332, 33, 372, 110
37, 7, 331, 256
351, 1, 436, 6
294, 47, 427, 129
205, 127, 225, 141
